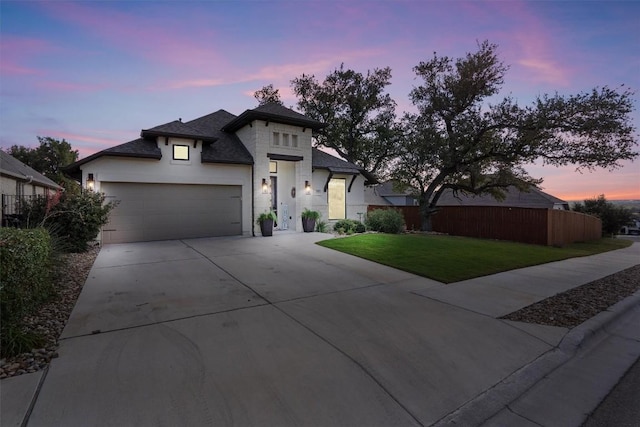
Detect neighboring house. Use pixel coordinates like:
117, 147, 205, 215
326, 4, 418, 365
65, 103, 367, 244
436, 185, 570, 210
365, 180, 418, 206
1, 150, 62, 225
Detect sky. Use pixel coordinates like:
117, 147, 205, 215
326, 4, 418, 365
1, 0, 639, 201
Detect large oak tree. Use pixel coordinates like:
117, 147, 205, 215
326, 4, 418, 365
392, 41, 638, 230
291, 64, 399, 182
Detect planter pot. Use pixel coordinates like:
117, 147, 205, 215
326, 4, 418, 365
302, 218, 316, 233
260, 219, 274, 236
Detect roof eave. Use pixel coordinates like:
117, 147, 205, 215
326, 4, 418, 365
140, 129, 218, 143
222, 110, 326, 133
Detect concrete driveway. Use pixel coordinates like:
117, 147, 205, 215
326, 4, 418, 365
26, 233, 578, 426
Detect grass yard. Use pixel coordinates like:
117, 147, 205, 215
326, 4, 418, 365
316, 234, 632, 283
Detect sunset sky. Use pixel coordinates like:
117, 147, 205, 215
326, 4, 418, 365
1, 0, 638, 201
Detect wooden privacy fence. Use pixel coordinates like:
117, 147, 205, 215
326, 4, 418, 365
367, 205, 601, 246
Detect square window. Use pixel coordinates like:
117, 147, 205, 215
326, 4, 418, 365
291, 134, 298, 147
173, 145, 189, 160
273, 132, 280, 145
282, 133, 290, 147
269, 161, 278, 173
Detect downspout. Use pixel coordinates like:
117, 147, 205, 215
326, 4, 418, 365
251, 164, 255, 237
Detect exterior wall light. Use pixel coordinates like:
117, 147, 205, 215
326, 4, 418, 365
262, 178, 269, 194
87, 173, 95, 191
305, 180, 312, 195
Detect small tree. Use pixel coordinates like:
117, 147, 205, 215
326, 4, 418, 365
573, 195, 634, 236
6, 136, 79, 190
254, 84, 283, 106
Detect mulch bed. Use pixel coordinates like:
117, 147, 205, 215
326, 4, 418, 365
501, 264, 640, 328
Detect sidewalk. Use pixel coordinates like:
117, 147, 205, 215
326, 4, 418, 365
1, 237, 638, 426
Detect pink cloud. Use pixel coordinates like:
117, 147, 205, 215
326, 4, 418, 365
35, 80, 110, 92
0, 36, 51, 76
40, 2, 227, 69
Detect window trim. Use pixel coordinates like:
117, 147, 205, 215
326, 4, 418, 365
172, 144, 190, 161
328, 178, 346, 220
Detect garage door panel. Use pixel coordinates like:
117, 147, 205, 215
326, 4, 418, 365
101, 183, 242, 243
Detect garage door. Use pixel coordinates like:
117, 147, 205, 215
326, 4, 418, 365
101, 182, 242, 244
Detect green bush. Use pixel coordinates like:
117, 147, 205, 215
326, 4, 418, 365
333, 219, 365, 235
315, 220, 328, 233
365, 209, 405, 234
22, 190, 117, 252
0, 227, 53, 356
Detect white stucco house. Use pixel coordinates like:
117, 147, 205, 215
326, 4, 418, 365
65, 103, 368, 244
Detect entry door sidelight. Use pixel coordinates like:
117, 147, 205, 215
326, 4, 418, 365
270, 176, 278, 226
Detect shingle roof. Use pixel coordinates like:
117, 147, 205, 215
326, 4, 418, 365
64, 138, 162, 177
222, 103, 326, 133
436, 185, 569, 209
311, 147, 362, 174
141, 120, 217, 142
0, 150, 62, 190
375, 180, 413, 197
185, 110, 253, 165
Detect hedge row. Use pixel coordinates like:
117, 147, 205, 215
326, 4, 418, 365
1, 227, 53, 355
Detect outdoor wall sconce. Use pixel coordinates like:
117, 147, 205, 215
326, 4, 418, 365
305, 180, 312, 195
86, 173, 95, 191
262, 178, 269, 194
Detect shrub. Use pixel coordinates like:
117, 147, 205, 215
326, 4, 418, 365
301, 208, 321, 220
315, 220, 328, 233
333, 219, 365, 235
365, 209, 405, 234
22, 190, 117, 252
0, 227, 53, 356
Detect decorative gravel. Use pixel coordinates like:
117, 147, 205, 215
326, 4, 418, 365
501, 264, 640, 328
0, 245, 99, 379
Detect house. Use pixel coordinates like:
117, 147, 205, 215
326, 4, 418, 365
1, 150, 62, 225
365, 180, 418, 206
436, 185, 570, 210
65, 103, 367, 244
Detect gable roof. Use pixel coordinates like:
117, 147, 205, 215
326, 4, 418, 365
436, 185, 569, 209
222, 103, 326, 133
0, 150, 62, 190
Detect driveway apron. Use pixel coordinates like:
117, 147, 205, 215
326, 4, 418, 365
28, 233, 557, 426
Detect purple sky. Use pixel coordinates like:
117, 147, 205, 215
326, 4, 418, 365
1, 0, 638, 200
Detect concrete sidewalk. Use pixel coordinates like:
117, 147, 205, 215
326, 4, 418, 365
2, 234, 638, 426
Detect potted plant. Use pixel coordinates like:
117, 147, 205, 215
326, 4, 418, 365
257, 210, 277, 236
301, 208, 321, 232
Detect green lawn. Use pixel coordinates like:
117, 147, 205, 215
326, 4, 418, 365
317, 234, 632, 283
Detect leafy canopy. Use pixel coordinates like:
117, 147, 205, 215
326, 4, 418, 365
573, 195, 634, 236
254, 84, 283, 106
6, 136, 79, 190
391, 41, 638, 229
291, 64, 399, 181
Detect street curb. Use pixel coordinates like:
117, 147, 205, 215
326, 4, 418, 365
432, 290, 640, 427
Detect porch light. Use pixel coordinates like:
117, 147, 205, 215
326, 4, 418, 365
305, 180, 312, 195
86, 173, 95, 191
262, 178, 269, 194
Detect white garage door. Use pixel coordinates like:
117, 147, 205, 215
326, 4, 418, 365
101, 182, 242, 244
